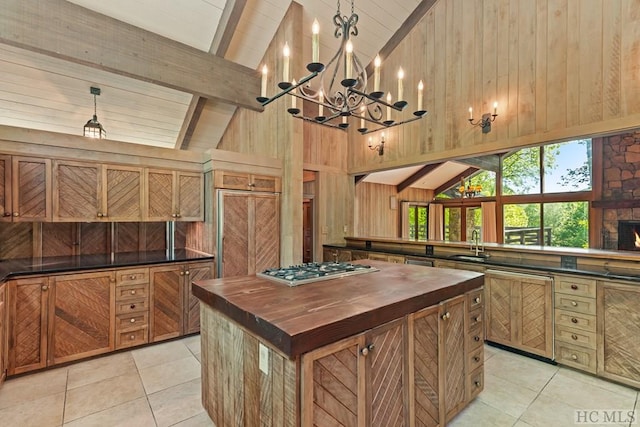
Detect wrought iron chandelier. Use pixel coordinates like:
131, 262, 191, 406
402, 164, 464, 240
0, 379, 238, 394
256, 0, 427, 135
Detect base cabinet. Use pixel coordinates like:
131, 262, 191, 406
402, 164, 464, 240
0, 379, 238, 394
597, 281, 640, 388
485, 270, 553, 358
0, 283, 6, 384
49, 271, 115, 365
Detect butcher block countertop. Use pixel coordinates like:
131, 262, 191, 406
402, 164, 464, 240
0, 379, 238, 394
192, 260, 483, 358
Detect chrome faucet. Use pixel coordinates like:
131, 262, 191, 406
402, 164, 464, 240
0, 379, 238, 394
470, 229, 484, 256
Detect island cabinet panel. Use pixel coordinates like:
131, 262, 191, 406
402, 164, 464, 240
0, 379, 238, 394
7, 276, 49, 375
49, 271, 115, 365
410, 305, 440, 427
149, 265, 183, 342
200, 306, 298, 427
485, 270, 553, 358
597, 281, 640, 388
0, 283, 6, 385
442, 295, 466, 423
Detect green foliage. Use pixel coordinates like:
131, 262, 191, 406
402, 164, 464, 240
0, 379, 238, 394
546, 202, 589, 248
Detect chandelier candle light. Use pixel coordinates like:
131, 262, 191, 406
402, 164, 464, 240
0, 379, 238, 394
256, 0, 427, 134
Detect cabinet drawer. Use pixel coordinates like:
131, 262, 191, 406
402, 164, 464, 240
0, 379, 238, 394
554, 309, 596, 332
116, 312, 148, 330
555, 342, 596, 374
116, 327, 148, 349
387, 255, 405, 264
368, 253, 388, 261
116, 268, 149, 287
466, 366, 484, 401
115, 284, 148, 301
555, 325, 597, 349
555, 276, 596, 298
467, 345, 484, 373
554, 294, 596, 315
467, 288, 483, 310
115, 298, 148, 314
468, 325, 484, 351
467, 307, 483, 331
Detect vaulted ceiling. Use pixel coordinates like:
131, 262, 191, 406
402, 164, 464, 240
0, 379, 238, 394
0, 0, 427, 152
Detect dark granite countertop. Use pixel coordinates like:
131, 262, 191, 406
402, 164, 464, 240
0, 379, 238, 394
324, 243, 640, 283
0, 249, 214, 282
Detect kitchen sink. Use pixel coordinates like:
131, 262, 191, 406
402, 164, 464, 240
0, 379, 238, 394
448, 254, 489, 262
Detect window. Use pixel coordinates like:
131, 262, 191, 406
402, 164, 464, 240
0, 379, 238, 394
543, 140, 592, 193
502, 147, 541, 195
407, 204, 428, 240
444, 206, 482, 242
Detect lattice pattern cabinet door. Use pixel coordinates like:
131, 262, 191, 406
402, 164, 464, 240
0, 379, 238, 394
411, 305, 440, 427
0, 155, 11, 221
145, 169, 174, 221
183, 262, 213, 334
254, 194, 280, 272
103, 165, 143, 221
176, 172, 204, 221
53, 160, 100, 221
442, 295, 466, 423
49, 271, 115, 365
598, 281, 640, 388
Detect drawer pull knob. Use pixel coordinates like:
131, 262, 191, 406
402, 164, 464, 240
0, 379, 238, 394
13, 212, 19, 217
571, 334, 578, 340
130, 335, 136, 340
130, 304, 136, 309
130, 275, 136, 280
441, 312, 451, 320
571, 301, 578, 307
474, 380, 482, 388
474, 336, 481, 342
571, 317, 578, 324
473, 356, 480, 362
570, 284, 578, 290
571, 354, 578, 360
474, 316, 481, 323
130, 318, 136, 323
41, 285, 48, 291
180, 271, 185, 276
474, 297, 481, 303
130, 290, 136, 295
185, 270, 190, 275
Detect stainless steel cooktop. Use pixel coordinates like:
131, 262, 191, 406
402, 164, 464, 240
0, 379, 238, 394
257, 262, 378, 286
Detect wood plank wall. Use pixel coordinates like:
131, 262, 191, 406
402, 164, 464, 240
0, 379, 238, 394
349, 0, 640, 174
355, 182, 433, 237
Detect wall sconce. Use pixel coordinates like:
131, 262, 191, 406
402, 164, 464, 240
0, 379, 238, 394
468, 102, 498, 133
368, 133, 385, 156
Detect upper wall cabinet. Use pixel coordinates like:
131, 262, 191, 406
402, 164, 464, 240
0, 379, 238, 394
53, 160, 143, 222
1, 156, 51, 222
213, 170, 281, 193
145, 169, 203, 222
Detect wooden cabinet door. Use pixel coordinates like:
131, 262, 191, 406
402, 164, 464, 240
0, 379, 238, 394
12, 156, 51, 222
214, 170, 251, 190
53, 160, 100, 221
183, 262, 213, 334
0, 284, 6, 384
49, 271, 115, 365
302, 334, 363, 427
364, 317, 406, 427
485, 272, 514, 344
220, 192, 250, 277
251, 174, 280, 192
0, 155, 11, 222
442, 295, 466, 423
103, 165, 143, 221
176, 172, 204, 221
598, 282, 640, 388
150, 265, 183, 342
516, 275, 553, 358
8, 276, 49, 375
411, 305, 440, 427
254, 194, 280, 272
146, 169, 175, 221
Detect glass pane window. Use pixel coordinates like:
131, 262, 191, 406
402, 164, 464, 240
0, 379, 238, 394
407, 205, 428, 240
502, 147, 541, 195
503, 203, 542, 245
466, 206, 482, 241
543, 139, 592, 193
543, 201, 589, 248
444, 207, 461, 241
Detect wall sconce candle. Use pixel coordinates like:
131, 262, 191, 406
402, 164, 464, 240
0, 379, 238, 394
468, 102, 498, 133
368, 132, 385, 156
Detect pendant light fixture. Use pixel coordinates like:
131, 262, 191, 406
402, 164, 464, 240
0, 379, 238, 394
83, 86, 106, 139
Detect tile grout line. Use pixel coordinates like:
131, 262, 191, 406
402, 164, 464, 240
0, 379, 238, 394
132, 346, 160, 427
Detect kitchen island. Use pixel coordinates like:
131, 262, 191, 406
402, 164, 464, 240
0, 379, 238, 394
192, 260, 485, 426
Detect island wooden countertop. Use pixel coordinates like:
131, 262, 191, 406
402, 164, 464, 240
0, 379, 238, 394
192, 260, 483, 358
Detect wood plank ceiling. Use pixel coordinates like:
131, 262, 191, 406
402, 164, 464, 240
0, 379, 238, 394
0, 0, 424, 151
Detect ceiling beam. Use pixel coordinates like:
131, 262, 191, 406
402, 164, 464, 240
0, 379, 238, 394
175, 0, 247, 149
355, 175, 368, 186
397, 163, 443, 193
365, 0, 437, 75
433, 167, 479, 195
456, 154, 501, 172
0, 0, 262, 112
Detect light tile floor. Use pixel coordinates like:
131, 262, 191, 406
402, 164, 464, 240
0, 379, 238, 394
0, 338, 637, 426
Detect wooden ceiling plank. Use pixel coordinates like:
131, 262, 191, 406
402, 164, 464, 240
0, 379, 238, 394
433, 167, 479, 195
456, 154, 501, 172
397, 163, 443, 193
0, 0, 262, 112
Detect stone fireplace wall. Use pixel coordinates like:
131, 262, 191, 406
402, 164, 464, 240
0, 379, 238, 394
600, 132, 640, 249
